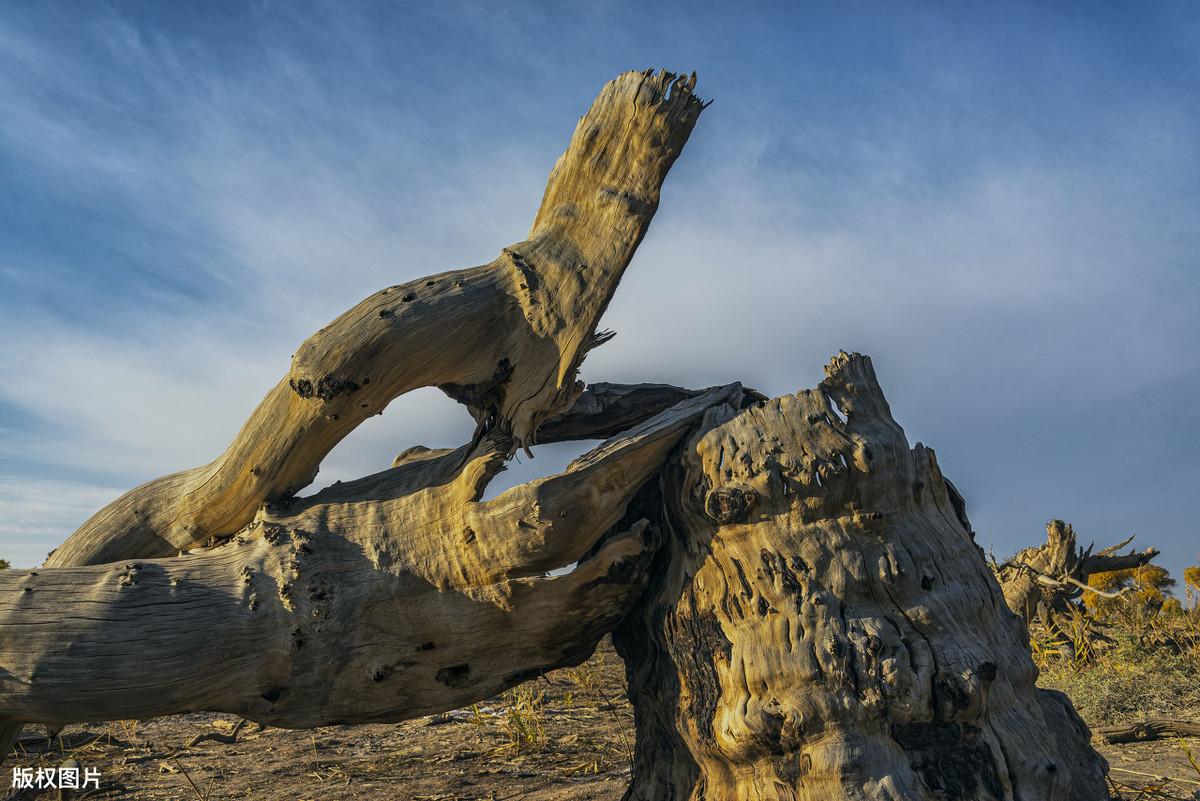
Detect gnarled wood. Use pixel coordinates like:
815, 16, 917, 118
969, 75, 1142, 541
996, 520, 1159, 626
0, 385, 740, 727
615, 352, 1108, 801
1, 67, 707, 763
2, 69, 1112, 801
46, 68, 706, 570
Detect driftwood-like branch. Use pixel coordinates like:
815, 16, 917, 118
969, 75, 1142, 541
0, 385, 741, 727
1057, 574, 1128, 598
1095, 718, 1200, 744
45, 69, 706, 570
1, 68, 708, 758
1092, 534, 1136, 559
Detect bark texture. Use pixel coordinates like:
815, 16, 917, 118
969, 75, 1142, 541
0, 67, 707, 755
1, 69, 1112, 801
615, 352, 1108, 801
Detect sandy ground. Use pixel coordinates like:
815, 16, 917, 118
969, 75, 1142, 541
6, 640, 1199, 801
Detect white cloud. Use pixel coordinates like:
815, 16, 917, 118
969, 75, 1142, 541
0, 477, 126, 567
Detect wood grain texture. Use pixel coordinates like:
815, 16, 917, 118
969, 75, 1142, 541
0, 385, 740, 727
2, 68, 1113, 801
1, 67, 707, 760
45, 68, 706, 569
615, 352, 1109, 801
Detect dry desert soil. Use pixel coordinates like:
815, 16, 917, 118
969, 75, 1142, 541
7, 638, 1199, 801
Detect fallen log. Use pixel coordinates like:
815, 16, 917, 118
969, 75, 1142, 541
1095, 719, 1200, 744
1, 65, 707, 760
0, 384, 740, 726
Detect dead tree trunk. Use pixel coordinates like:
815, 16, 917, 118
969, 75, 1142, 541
1, 71, 1111, 801
615, 353, 1108, 801
995, 520, 1159, 627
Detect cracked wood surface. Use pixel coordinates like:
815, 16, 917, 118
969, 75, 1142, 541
0, 385, 741, 727
1, 68, 1114, 801
0, 64, 705, 757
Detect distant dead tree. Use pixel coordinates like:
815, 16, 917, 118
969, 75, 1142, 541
0, 70, 1109, 800
995, 519, 1159, 629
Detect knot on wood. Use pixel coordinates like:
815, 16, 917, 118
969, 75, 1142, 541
704, 486, 757, 524
435, 664, 472, 688
116, 563, 143, 588
289, 374, 360, 401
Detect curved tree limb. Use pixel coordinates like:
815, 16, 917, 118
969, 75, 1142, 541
46, 69, 706, 570
3, 67, 708, 763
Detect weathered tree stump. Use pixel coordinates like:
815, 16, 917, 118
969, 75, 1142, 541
996, 520, 1158, 627
616, 353, 1109, 800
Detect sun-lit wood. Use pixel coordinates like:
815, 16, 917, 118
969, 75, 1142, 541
1, 71, 1112, 800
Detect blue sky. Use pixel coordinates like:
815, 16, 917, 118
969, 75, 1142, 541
1, 2, 1198, 583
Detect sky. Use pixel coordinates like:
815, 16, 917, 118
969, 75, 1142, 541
1, 2, 1198, 585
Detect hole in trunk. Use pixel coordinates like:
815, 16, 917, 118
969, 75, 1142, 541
300, 387, 474, 497
477, 439, 603, 501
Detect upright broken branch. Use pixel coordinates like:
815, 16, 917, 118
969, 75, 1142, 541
2, 67, 706, 759
996, 519, 1159, 626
